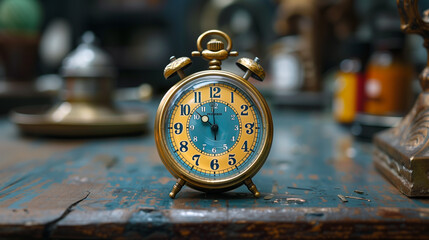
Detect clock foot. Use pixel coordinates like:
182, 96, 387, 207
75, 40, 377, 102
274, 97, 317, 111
169, 178, 185, 199
244, 178, 260, 198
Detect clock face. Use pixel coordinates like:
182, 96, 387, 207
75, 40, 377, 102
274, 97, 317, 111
164, 75, 264, 180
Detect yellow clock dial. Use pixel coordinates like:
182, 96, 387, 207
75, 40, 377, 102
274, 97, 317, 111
164, 76, 264, 180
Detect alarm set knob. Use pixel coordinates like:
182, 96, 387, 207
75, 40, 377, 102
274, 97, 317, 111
236, 57, 265, 81
163, 56, 192, 80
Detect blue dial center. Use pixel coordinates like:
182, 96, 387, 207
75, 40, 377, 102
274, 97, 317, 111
187, 100, 240, 156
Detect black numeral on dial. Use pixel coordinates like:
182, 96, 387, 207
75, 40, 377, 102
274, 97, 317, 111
210, 87, 221, 98
241, 105, 248, 115
192, 154, 200, 166
180, 141, 188, 152
180, 104, 190, 116
245, 123, 254, 134
241, 141, 248, 152
174, 123, 183, 134
228, 154, 236, 165
194, 92, 201, 103
210, 159, 219, 170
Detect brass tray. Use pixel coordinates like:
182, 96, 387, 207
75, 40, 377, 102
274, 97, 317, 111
11, 104, 148, 137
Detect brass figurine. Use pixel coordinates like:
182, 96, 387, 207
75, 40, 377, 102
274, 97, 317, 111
373, 0, 429, 197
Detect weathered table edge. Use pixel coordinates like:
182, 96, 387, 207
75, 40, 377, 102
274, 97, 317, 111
1, 207, 429, 239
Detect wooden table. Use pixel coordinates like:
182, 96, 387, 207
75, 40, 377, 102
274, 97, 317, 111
1, 100, 429, 239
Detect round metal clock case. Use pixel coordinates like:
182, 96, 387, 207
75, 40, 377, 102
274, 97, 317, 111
155, 30, 273, 198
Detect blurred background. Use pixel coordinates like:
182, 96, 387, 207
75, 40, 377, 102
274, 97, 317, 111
1, 0, 429, 138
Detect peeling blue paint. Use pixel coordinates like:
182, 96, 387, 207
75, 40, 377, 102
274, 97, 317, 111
0, 101, 428, 222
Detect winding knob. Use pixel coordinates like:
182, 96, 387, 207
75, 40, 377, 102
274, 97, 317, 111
207, 39, 224, 51
191, 30, 238, 70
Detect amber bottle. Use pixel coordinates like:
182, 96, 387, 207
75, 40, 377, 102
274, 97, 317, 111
364, 40, 413, 116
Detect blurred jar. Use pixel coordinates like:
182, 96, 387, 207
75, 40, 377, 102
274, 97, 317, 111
270, 36, 304, 95
333, 58, 362, 123
364, 38, 413, 116
0, 0, 42, 83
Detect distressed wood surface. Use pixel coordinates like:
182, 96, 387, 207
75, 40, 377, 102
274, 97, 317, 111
1, 100, 429, 239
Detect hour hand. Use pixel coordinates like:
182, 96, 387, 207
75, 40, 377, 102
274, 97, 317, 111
211, 124, 218, 140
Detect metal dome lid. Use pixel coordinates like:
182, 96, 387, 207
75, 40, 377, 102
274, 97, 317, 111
60, 31, 116, 78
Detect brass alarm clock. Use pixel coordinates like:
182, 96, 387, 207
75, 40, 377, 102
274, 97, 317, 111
155, 30, 273, 198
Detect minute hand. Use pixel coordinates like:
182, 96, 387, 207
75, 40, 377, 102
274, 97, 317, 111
211, 101, 219, 140
212, 104, 215, 125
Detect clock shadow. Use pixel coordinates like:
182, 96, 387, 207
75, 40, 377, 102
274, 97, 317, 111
177, 188, 256, 200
